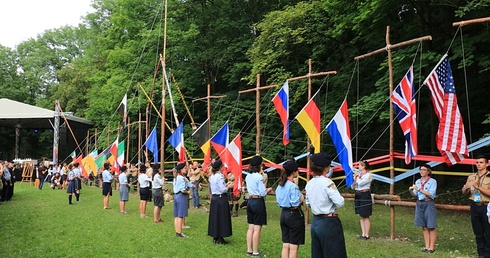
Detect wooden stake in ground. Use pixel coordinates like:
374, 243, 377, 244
354, 25, 431, 240
238, 74, 278, 155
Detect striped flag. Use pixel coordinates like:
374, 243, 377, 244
295, 90, 321, 153
192, 119, 211, 168
271, 81, 290, 146
423, 54, 468, 165
169, 122, 186, 162
326, 99, 354, 187
225, 134, 242, 196
210, 122, 229, 161
392, 66, 418, 164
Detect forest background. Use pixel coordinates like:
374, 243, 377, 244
1, 0, 490, 201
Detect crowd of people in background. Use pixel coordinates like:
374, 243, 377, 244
7, 154, 490, 257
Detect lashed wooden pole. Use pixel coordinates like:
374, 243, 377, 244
354, 26, 431, 240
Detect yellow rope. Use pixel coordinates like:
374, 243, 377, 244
171, 71, 196, 129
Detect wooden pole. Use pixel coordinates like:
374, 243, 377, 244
354, 26, 431, 240
238, 74, 278, 155
192, 83, 226, 151
138, 113, 142, 165
126, 116, 130, 164
453, 17, 490, 27
287, 59, 337, 225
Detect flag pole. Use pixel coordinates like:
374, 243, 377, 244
287, 59, 337, 225
238, 74, 278, 155
354, 26, 431, 240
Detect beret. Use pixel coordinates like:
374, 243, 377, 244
310, 153, 332, 167
282, 160, 298, 172
120, 166, 128, 172
139, 165, 147, 171
420, 164, 431, 170
175, 163, 186, 170
212, 160, 223, 169
250, 156, 263, 166
152, 164, 160, 170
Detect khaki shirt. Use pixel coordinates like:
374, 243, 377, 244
467, 172, 490, 202
189, 168, 201, 183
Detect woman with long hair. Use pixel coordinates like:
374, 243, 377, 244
275, 160, 305, 258
353, 160, 373, 240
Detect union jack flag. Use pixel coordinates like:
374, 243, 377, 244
392, 66, 417, 164
423, 55, 468, 165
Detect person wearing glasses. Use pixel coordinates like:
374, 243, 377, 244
353, 160, 373, 240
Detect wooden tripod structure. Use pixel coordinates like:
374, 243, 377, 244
354, 26, 431, 240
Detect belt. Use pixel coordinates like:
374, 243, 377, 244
473, 201, 489, 206
315, 213, 338, 217
418, 199, 433, 202
356, 189, 370, 193
282, 206, 299, 210
212, 194, 224, 197
250, 195, 263, 199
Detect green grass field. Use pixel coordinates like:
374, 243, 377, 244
0, 183, 478, 258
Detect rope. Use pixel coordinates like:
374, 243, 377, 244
459, 27, 473, 159
171, 71, 196, 129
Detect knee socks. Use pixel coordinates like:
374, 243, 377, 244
75, 193, 80, 201
234, 203, 239, 212
68, 195, 72, 204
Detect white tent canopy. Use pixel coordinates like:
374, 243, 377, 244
0, 98, 93, 128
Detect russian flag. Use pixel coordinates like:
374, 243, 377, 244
326, 99, 354, 187
169, 122, 186, 162
210, 122, 229, 161
271, 81, 290, 146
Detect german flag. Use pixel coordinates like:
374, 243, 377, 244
192, 119, 211, 167
295, 91, 321, 153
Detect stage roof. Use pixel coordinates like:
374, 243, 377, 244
0, 98, 93, 129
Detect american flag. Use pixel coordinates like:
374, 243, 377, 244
392, 66, 417, 164
423, 55, 468, 165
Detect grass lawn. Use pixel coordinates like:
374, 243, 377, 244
0, 183, 478, 258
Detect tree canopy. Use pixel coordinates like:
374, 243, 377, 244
0, 0, 489, 165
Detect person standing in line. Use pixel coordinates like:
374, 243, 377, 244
1, 161, 13, 202
66, 164, 76, 205
463, 155, 490, 257
60, 163, 68, 189
118, 166, 129, 214
275, 160, 305, 258
190, 161, 202, 209
245, 155, 272, 257
152, 164, 165, 223
72, 162, 82, 202
138, 165, 152, 218
208, 160, 233, 244
37, 165, 47, 190
409, 164, 437, 254
173, 163, 191, 238
305, 153, 346, 258
102, 163, 113, 209
145, 161, 153, 202
353, 160, 373, 240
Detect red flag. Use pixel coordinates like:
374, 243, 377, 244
224, 134, 242, 196
392, 66, 418, 164
423, 55, 468, 165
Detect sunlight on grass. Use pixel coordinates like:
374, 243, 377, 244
0, 184, 477, 257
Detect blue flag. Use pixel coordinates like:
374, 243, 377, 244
144, 127, 159, 163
